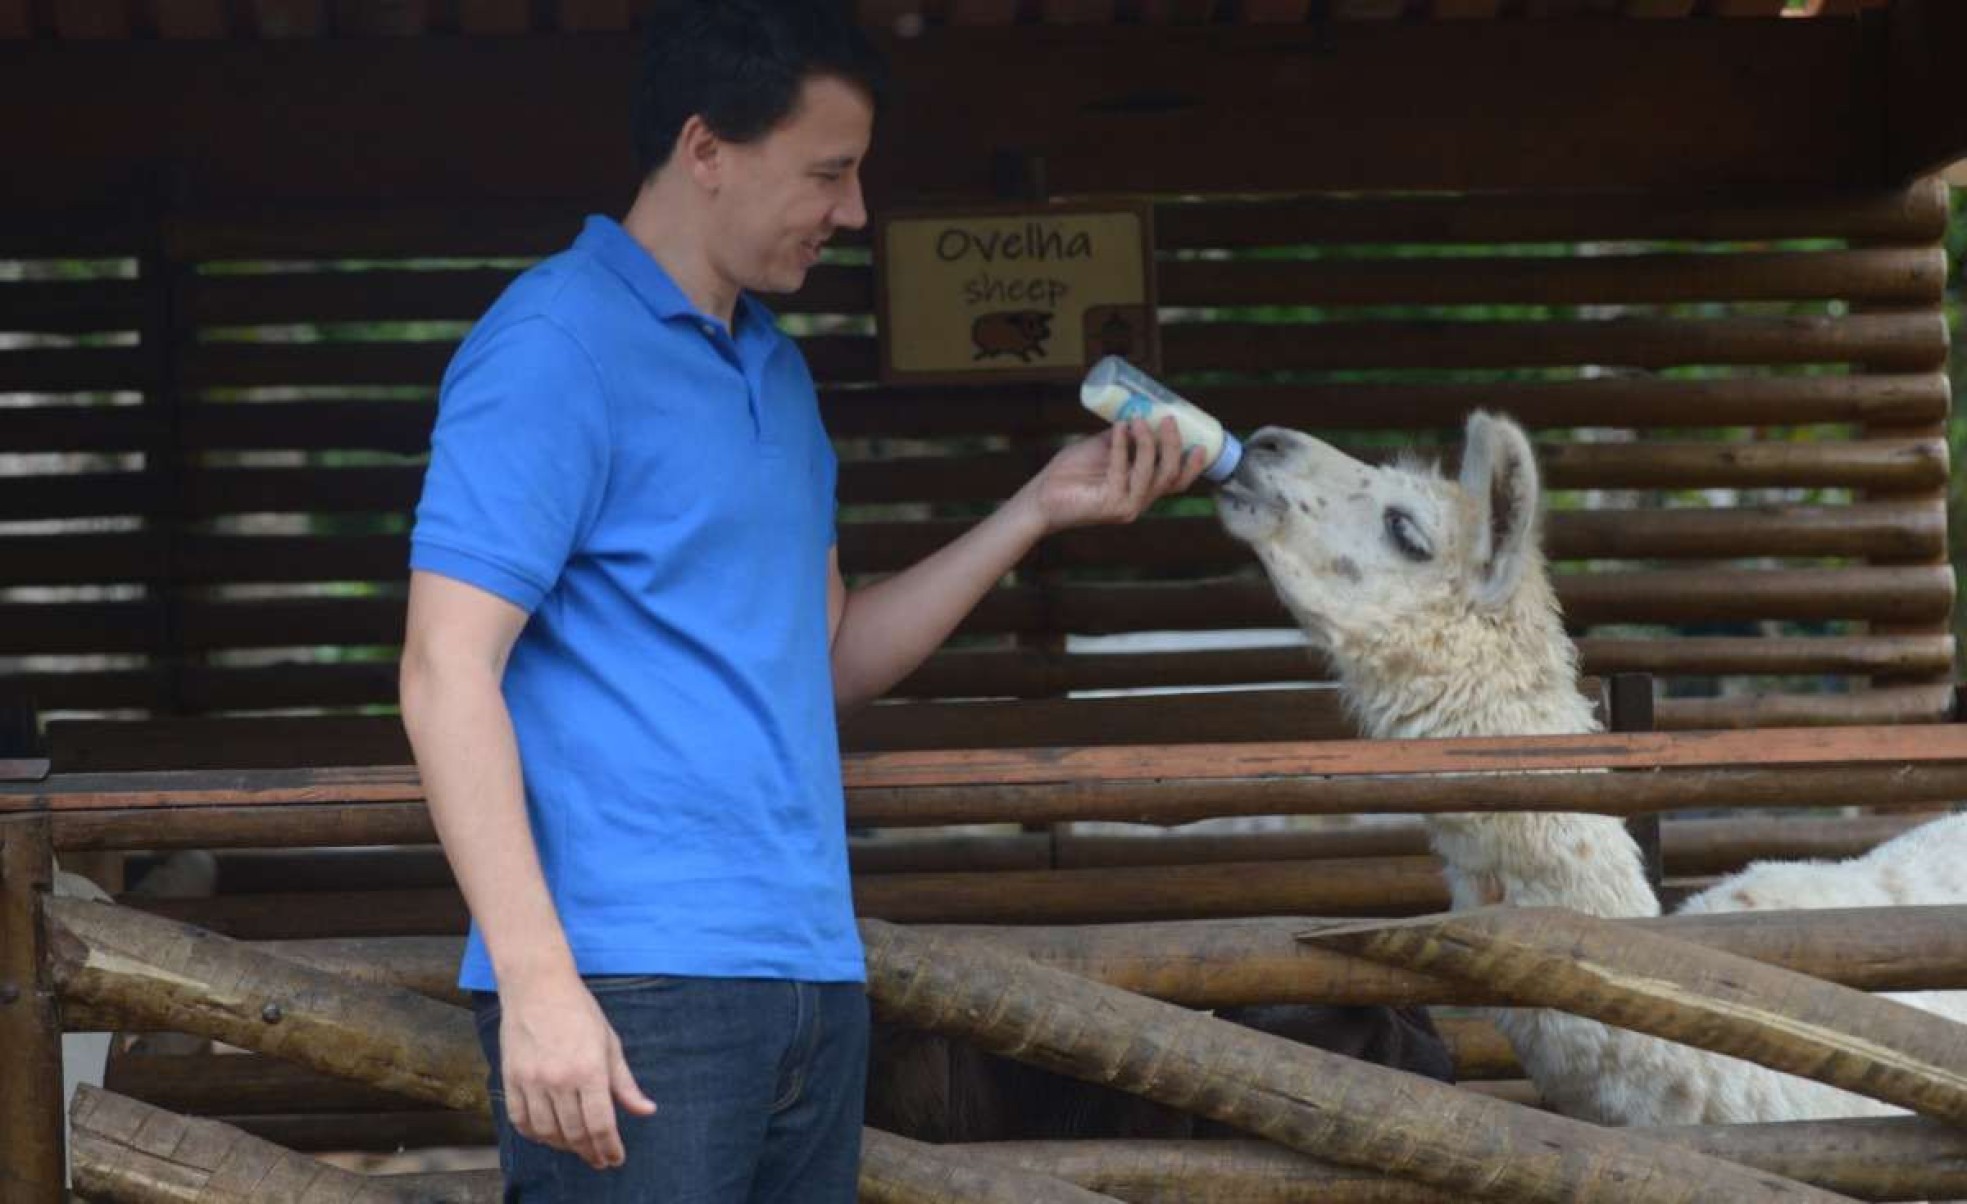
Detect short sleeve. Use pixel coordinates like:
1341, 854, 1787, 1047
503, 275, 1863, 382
410, 317, 610, 613
821, 423, 839, 549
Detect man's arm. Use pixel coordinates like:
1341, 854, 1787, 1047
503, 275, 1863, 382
830, 417, 1204, 711
399, 570, 654, 1170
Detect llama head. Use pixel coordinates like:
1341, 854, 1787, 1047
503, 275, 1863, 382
1218, 411, 1546, 659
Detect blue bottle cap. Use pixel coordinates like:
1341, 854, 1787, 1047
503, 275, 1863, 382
1204, 433, 1244, 483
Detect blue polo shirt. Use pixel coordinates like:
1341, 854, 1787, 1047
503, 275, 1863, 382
410, 215, 861, 990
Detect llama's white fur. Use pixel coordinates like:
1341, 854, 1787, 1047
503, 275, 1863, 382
1218, 412, 1967, 1127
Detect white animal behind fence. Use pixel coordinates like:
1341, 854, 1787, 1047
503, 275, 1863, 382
1218, 408, 1967, 1128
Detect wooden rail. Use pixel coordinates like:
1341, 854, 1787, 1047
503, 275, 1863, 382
60, 905, 1967, 1026
10, 725, 1967, 846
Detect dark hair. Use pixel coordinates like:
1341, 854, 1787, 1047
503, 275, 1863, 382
632, 0, 890, 180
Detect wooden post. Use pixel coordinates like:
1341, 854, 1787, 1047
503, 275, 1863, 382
0, 703, 48, 788
7, 704, 119, 896
1, 815, 65, 1203
140, 179, 191, 721
0, 701, 41, 761
1887, 1, 1967, 180
1609, 673, 1663, 893
1842, 178, 1953, 798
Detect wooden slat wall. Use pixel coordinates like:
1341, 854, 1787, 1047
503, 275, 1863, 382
0, 181, 1954, 731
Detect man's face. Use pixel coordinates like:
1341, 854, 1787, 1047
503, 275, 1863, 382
708, 74, 873, 296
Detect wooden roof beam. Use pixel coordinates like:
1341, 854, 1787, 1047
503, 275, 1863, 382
0, 20, 1887, 207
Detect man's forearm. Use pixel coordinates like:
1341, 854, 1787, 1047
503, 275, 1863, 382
400, 656, 577, 989
831, 490, 1046, 711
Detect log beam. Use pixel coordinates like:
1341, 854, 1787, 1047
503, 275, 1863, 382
58, 902, 1948, 1203
70, 1085, 435, 1204
61, 905, 1967, 1033
960, 1118, 1967, 1203
858, 918, 1853, 1204
915, 905, 1967, 1007
859, 1129, 1122, 1203
75, 1091, 1116, 1204
74, 1115, 1967, 1204
49, 905, 1124, 1202
44, 895, 488, 1112
1302, 907, 1967, 1124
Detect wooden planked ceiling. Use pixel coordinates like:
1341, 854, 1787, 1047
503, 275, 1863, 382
0, 0, 1894, 41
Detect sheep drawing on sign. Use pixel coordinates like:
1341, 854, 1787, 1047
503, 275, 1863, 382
972, 310, 1053, 362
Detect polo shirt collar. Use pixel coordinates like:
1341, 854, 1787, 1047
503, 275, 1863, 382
577, 214, 775, 340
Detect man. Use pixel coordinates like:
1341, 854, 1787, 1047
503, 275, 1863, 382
398, 2, 1205, 1200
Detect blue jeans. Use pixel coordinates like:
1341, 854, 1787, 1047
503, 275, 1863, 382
473, 976, 869, 1203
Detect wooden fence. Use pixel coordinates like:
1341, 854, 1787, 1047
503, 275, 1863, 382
4, 724, 1967, 1201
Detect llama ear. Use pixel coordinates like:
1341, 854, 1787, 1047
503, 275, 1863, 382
1458, 411, 1541, 611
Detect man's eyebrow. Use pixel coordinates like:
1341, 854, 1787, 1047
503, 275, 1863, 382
813, 155, 858, 171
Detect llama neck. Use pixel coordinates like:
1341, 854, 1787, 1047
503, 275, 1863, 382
1333, 568, 1586, 741
1333, 576, 1661, 919
1425, 812, 1661, 918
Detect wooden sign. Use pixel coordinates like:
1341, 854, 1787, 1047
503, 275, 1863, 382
874, 202, 1157, 385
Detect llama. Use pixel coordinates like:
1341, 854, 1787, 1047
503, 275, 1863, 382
1217, 410, 1967, 1128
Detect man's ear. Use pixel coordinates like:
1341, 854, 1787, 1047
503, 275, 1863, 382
1458, 410, 1541, 611
676, 115, 722, 193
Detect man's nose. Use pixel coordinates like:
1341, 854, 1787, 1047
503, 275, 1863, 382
835, 173, 868, 232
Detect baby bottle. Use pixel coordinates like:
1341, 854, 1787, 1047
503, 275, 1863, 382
1079, 356, 1244, 484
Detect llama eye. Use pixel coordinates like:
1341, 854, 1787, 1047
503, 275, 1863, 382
1385, 508, 1432, 562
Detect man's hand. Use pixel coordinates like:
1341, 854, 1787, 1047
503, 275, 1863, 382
1017, 416, 1209, 537
499, 973, 658, 1170
825, 416, 1209, 711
